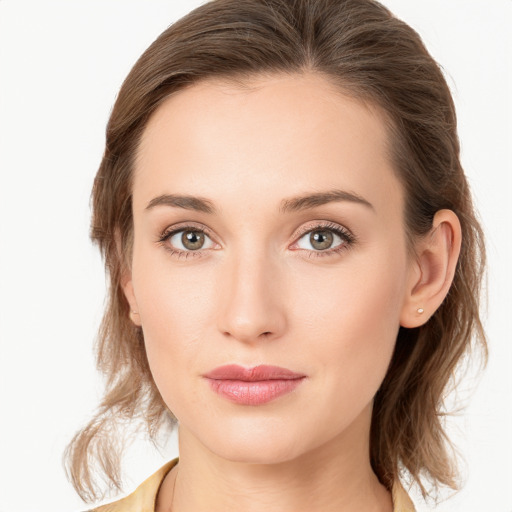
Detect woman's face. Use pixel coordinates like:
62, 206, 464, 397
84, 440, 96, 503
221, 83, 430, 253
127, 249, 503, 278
126, 73, 416, 464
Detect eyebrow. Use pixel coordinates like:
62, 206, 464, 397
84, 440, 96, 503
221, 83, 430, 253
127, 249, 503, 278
146, 194, 216, 214
145, 189, 373, 215
279, 189, 374, 213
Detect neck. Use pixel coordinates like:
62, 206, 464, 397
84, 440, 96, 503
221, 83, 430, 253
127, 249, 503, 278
157, 406, 392, 512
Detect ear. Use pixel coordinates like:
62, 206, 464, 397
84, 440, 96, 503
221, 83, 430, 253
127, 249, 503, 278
400, 209, 462, 328
116, 229, 142, 327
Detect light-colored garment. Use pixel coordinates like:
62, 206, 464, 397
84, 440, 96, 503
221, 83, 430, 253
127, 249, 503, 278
91, 458, 416, 512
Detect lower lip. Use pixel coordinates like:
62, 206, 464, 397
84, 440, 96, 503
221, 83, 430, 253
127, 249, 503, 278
206, 378, 305, 405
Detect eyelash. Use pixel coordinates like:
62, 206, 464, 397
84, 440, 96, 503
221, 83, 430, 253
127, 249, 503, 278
157, 221, 356, 260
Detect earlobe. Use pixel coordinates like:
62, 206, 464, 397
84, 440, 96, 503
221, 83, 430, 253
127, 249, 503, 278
400, 209, 462, 328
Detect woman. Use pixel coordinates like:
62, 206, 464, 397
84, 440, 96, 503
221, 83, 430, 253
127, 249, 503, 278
65, 0, 487, 510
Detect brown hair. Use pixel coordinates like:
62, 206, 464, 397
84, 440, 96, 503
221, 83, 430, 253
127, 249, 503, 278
65, 0, 486, 502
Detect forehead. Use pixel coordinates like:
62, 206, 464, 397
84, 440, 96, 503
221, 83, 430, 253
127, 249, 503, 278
133, 72, 402, 217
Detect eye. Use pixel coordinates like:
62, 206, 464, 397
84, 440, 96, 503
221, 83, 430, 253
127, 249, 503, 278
296, 229, 342, 251
292, 223, 355, 255
163, 228, 216, 252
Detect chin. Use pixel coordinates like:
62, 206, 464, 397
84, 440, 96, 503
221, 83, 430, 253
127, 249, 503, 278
213, 438, 304, 465
195, 416, 310, 465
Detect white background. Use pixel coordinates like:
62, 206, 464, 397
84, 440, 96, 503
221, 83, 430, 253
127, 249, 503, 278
0, 1, 510, 511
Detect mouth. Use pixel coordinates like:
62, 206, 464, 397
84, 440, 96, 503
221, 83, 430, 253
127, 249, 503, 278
203, 364, 306, 405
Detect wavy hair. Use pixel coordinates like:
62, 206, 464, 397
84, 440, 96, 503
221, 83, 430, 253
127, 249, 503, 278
65, 0, 486, 502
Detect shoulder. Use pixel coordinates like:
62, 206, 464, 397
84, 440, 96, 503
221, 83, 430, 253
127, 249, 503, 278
90, 459, 178, 512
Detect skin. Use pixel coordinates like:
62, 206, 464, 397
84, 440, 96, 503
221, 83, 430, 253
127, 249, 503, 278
122, 72, 461, 511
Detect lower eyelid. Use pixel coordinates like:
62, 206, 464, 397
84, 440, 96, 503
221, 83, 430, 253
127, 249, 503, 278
168, 249, 205, 259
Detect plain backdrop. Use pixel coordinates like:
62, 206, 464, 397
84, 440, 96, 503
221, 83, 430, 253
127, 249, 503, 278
0, 1, 511, 511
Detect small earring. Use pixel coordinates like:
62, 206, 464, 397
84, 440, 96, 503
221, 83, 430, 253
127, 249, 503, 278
417, 308, 424, 314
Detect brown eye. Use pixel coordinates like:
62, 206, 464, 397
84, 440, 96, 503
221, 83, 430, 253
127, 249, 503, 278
181, 230, 205, 250
166, 228, 215, 252
293, 224, 353, 254
309, 230, 334, 250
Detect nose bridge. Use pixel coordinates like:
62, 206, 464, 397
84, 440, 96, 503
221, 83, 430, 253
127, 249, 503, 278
217, 243, 286, 343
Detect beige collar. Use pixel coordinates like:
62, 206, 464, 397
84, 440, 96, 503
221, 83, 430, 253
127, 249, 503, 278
391, 479, 416, 511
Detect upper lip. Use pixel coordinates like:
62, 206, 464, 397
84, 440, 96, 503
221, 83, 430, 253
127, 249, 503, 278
203, 364, 305, 381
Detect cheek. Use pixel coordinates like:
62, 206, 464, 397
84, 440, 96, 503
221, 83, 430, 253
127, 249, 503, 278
131, 251, 218, 406
291, 247, 407, 396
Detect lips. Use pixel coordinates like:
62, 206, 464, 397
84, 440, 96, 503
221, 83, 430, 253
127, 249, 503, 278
203, 364, 306, 405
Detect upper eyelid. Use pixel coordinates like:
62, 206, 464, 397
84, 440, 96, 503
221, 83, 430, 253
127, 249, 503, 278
160, 222, 215, 239
293, 221, 354, 239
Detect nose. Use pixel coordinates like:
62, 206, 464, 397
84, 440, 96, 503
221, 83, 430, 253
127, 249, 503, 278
216, 250, 287, 344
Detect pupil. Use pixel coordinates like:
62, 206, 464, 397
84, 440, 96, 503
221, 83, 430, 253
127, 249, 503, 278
310, 230, 333, 250
182, 231, 204, 250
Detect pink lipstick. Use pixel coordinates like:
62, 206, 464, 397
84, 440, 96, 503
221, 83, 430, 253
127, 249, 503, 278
203, 364, 305, 405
